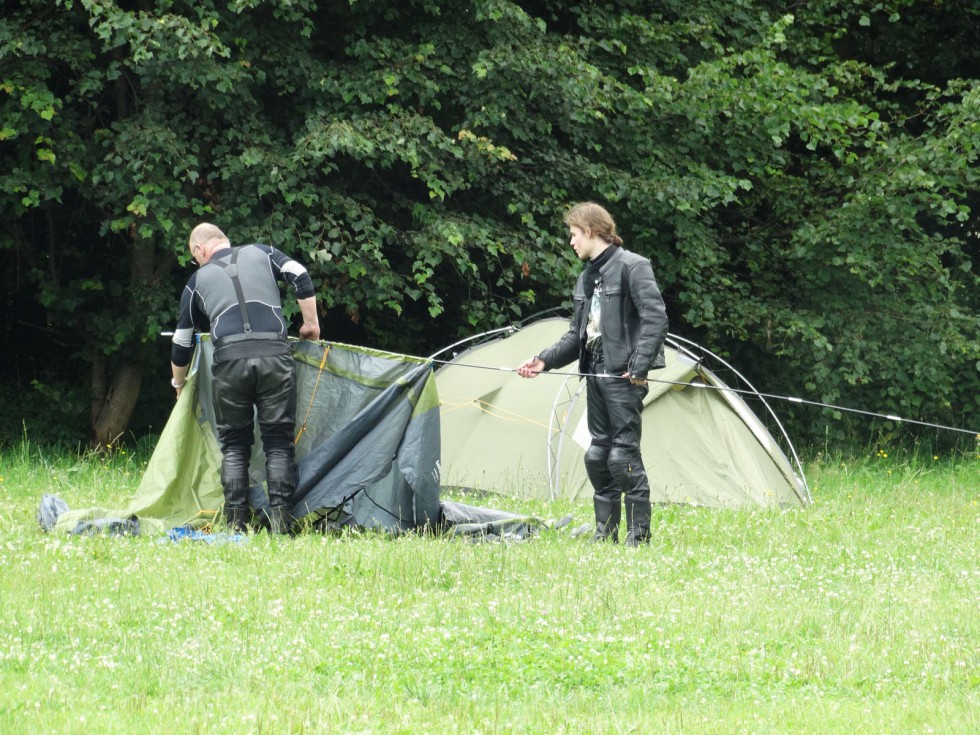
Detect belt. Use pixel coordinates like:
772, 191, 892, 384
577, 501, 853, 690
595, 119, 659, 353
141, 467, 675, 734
213, 334, 290, 362
214, 331, 285, 347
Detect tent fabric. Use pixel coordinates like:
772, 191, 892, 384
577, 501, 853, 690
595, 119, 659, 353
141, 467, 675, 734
435, 318, 808, 508
290, 344, 441, 530
40, 319, 808, 537
438, 500, 572, 541
50, 337, 443, 535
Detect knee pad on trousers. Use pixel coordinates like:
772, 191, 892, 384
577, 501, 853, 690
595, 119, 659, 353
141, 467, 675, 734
219, 425, 254, 453
221, 455, 250, 488
264, 445, 296, 488
607, 445, 644, 485
584, 444, 610, 474
219, 427, 253, 489
584, 444, 617, 496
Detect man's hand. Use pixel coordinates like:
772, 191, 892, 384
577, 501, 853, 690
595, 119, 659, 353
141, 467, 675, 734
517, 357, 545, 378
299, 322, 320, 340
171, 363, 189, 401
297, 296, 319, 340
623, 372, 647, 386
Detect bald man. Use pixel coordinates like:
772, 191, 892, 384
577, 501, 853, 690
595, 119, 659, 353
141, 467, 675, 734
170, 223, 320, 534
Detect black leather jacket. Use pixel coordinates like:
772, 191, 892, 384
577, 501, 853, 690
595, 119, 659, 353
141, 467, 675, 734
538, 246, 668, 379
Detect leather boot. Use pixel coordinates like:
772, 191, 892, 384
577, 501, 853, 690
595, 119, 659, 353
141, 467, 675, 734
624, 496, 651, 547
592, 495, 621, 543
267, 506, 295, 535
224, 506, 251, 533
222, 476, 250, 531
266, 481, 294, 511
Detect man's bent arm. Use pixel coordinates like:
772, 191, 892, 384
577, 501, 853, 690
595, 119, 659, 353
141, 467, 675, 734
297, 296, 320, 340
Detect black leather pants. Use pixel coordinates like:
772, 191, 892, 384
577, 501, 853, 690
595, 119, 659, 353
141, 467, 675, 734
583, 353, 652, 544
212, 350, 296, 510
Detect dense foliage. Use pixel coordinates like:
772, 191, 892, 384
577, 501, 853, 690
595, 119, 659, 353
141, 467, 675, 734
1, 0, 977, 448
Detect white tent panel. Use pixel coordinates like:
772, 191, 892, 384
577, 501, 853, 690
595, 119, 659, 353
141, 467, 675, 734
436, 318, 808, 508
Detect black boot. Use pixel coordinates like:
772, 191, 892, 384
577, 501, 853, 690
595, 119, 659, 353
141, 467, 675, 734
592, 495, 621, 543
222, 476, 251, 533
266, 481, 294, 511
608, 445, 652, 547
224, 505, 251, 533
267, 506, 295, 535
624, 495, 651, 547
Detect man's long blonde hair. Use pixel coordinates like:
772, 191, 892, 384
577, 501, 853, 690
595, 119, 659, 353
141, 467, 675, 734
563, 202, 623, 245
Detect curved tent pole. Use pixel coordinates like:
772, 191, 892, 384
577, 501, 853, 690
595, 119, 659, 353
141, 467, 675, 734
514, 305, 573, 328
543, 329, 809, 505
665, 333, 810, 503
432, 314, 809, 505
427, 325, 517, 362
547, 375, 587, 500
428, 306, 572, 362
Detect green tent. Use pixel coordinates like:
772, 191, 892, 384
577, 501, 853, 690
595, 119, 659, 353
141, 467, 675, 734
435, 318, 809, 507
47, 337, 443, 535
40, 319, 808, 537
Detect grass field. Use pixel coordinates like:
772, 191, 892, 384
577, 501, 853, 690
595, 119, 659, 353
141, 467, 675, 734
0, 442, 976, 734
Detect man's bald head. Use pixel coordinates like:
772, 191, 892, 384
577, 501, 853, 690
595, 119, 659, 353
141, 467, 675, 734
189, 223, 230, 264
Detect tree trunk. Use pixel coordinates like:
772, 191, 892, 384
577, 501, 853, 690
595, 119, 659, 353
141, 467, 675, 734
88, 230, 158, 448
90, 357, 144, 447
90, 350, 107, 429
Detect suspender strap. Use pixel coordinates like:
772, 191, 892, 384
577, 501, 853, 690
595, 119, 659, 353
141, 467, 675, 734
210, 248, 287, 356
214, 247, 252, 334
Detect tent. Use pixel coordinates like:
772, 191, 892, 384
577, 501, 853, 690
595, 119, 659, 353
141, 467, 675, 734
434, 318, 810, 508
39, 318, 809, 537
44, 337, 444, 535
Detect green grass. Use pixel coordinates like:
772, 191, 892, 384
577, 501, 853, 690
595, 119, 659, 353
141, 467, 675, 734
0, 443, 977, 734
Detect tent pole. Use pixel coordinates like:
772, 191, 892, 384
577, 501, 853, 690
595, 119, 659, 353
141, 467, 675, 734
547, 376, 587, 501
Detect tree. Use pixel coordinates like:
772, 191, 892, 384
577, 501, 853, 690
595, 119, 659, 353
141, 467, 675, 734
1, 0, 976, 449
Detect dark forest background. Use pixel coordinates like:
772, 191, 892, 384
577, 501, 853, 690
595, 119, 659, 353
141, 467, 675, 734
1, 0, 977, 451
